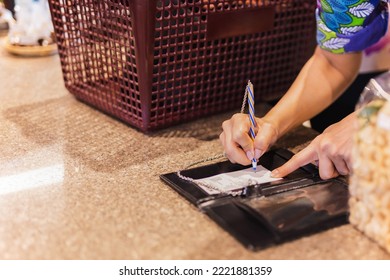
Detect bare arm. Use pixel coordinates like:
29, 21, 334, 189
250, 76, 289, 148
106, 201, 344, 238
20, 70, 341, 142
263, 46, 362, 137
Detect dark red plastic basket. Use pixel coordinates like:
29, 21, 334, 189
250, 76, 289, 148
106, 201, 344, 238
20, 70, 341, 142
49, 0, 316, 131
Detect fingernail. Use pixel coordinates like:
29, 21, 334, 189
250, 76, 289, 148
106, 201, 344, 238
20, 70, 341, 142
254, 149, 263, 159
271, 169, 280, 178
246, 150, 254, 160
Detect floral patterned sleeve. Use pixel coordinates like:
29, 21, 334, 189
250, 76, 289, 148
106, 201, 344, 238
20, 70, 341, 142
317, 0, 389, 53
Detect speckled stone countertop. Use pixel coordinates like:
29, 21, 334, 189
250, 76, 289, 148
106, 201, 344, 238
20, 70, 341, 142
0, 38, 389, 260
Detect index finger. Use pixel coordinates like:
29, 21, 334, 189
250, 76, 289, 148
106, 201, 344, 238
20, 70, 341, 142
254, 121, 277, 158
271, 145, 318, 178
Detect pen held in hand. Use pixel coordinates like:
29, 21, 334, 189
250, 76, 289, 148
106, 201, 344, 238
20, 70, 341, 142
247, 80, 257, 172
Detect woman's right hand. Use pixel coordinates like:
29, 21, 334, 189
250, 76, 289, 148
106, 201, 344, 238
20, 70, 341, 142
219, 113, 279, 165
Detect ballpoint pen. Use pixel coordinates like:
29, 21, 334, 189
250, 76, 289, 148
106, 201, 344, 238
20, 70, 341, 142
247, 80, 257, 172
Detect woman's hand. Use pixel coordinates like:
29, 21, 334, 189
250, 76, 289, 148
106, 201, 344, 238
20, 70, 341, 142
271, 112, 358, 179
219, 113, 279, 165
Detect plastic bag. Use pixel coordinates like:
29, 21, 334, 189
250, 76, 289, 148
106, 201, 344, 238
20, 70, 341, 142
349, 70, 390, 253
356, 70, 390, 110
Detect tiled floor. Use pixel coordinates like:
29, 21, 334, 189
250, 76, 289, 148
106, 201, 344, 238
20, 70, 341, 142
0, 37, 388, 259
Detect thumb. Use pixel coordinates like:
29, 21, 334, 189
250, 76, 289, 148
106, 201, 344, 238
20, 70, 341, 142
271, 145, 318, 178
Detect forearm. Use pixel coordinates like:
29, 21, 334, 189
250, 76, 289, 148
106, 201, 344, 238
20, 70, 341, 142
264, 46, 362, 137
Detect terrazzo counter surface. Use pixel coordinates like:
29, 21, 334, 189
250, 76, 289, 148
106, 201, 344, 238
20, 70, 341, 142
0, 40, 388, 259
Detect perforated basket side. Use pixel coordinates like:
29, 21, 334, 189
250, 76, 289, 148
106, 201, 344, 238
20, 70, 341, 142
149, 0, 316, 130
49, 0, 316, 131
49, 0, 145, 129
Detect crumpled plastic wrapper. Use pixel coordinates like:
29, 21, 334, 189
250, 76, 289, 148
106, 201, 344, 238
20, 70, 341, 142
349, 71, 390, 253
356, 70, 390, 109
7, 0, 54, 46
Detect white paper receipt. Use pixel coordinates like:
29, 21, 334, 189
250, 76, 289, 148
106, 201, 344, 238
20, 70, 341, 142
195, 165, 282, 194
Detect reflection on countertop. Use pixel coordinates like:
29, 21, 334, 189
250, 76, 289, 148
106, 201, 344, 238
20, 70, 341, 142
0, 37, 389, 260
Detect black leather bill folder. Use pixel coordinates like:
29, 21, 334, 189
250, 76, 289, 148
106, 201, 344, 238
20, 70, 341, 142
160, 148, 349, 251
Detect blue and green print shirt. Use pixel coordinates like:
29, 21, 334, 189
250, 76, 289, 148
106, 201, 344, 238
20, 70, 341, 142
317, 0, 389, 53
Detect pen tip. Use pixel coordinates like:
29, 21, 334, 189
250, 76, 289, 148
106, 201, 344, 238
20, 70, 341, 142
252, 159, 257, 171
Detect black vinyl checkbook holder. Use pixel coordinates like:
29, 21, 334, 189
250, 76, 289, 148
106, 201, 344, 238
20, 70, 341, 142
160, 149, 349, 251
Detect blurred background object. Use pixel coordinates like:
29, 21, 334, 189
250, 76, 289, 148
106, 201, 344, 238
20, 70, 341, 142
3, 0, 57, 56
3, 0, 15, 15
0, 0, 13, 36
